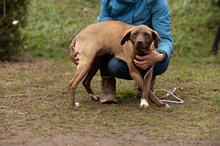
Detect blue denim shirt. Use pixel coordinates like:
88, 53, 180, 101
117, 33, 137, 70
97, 0, 173, 63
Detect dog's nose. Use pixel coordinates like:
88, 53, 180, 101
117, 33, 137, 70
137, 41, 143, 45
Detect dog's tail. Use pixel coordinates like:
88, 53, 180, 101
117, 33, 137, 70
69, 38, 77, 64
69, 38, 76, 52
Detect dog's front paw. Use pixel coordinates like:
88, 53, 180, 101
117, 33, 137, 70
90, 94, 100, 101
140, 99, 149, 109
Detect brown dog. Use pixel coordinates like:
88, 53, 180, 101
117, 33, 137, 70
69, 20, 167, 109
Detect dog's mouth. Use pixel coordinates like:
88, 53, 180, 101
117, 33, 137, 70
134, 42, 152, 55
134, 43, 147, 51
134, 41, 147, 48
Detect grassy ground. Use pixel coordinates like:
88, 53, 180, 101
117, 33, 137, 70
0, 0, 220, 145
22, 0, 100, 58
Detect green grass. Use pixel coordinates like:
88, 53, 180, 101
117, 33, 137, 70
22, 0, 220, 61
22, 0, 100, 58
1, 0, 220, 145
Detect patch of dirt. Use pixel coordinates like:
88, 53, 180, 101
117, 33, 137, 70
1, 129, 219, 146
1, 59, 220, 146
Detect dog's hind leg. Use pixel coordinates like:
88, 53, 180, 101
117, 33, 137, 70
69, 62, 93, 107
82, 57, 102, 101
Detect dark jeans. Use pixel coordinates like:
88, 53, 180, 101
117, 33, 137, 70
100, 54, 170, 79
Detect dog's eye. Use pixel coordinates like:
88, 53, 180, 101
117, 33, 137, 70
144, 33, 150, 38
132, 32, 138, 37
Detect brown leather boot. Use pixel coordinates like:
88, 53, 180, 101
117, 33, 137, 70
100, 76, 117, 104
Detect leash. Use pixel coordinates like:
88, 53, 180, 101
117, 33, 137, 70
154, 87, 184, 104
143, 66, 184, 104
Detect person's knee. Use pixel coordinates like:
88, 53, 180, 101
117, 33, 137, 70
153, 65, 168, 75
107, 58, 132, 79
108, 58, 127, 74
153, 58, 170, 76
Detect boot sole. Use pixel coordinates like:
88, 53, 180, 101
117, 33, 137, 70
100, 99, 117, 104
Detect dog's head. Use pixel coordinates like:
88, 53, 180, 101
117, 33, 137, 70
121, 25, 161, 53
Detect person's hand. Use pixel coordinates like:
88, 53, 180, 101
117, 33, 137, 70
133, 50, 164, 70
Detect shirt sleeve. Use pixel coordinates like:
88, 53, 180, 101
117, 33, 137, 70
97, 0, 113, 22
151, 0, 173, 63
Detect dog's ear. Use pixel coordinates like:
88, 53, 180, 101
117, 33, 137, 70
152, 31, 161, 48
121, 31, 131, 45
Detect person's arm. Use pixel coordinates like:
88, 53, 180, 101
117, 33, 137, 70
134, 0, 173, 70
151, 0, 173, 63
134, 50, 164, 70
97, 0, 113, 22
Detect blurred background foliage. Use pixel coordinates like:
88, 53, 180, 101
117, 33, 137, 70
0, 0, 29, 61
169, 0, 220, 58
0, 0, 220, 61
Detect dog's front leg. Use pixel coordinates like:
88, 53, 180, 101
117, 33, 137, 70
127, 62, 150, 109
142, 68, 169, 108
149, 91, 170, 108
130, 70, 149, 109
128, 67, 145, 90
140, 68, 153, 109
